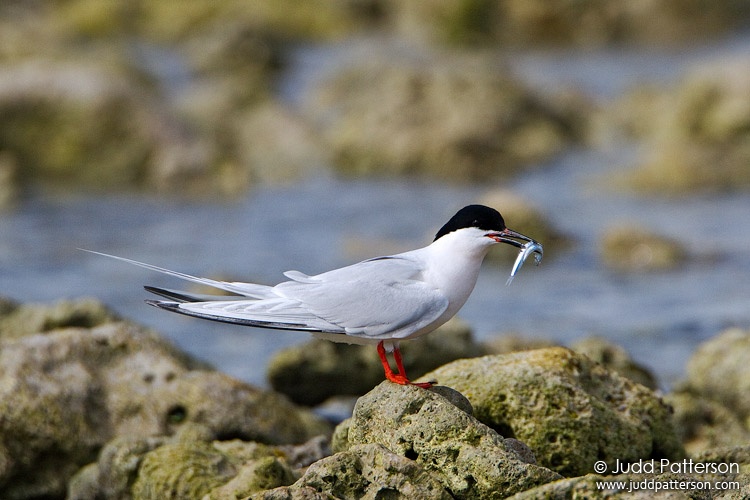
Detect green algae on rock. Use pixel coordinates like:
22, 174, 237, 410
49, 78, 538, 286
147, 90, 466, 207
684, 328, 750, 421
666, 391, 750, 456
421, 347, 685, 477
0, 296, 120, 339
570, 336, 658, 390
69, 432, 330, 499
338, 382, 561, 499
256, 443, 452, 500
132, 441, 238, 500
0, 299, 328, 499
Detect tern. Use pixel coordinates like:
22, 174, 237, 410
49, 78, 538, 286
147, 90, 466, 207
85, 204, 542, 388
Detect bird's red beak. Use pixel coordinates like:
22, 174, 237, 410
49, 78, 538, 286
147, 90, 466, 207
487, 227, 536, 248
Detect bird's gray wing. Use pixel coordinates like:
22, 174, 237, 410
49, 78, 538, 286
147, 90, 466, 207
166, 255, 449, 339
273, 256, 450, 338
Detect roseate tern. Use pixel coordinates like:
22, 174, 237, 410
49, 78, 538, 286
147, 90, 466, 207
84, 204, 542, 388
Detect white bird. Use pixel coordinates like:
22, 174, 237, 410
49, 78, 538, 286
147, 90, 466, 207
85, 204, 542, 388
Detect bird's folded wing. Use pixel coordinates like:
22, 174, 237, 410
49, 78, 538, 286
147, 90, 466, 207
170, 297, 343, 332
166, 255, 449, 339
274, 256, 449, 338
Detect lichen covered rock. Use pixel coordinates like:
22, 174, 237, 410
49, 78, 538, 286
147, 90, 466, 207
338, 382, 561, 499
571, 336, 658, 390
0, 296, 119, 339
69, 431, 304, 500
421, 347, 684, 477
684, 328, 750, 421
0, 300, 328, 499
666, 391, 750, 456
258, 443, 452, 500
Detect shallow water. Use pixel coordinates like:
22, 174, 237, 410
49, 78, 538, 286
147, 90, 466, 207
3, 36, 750, 389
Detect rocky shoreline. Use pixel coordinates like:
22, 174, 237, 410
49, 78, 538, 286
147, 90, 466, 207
0, 297, 747, 499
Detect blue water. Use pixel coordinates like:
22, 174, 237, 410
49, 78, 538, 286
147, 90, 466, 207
2, 36, 750, 390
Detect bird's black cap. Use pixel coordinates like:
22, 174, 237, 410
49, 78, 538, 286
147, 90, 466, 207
434, 205, 506, 241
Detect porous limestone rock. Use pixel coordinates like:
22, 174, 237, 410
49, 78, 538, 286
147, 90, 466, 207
421, 347, 684, 477
338, 382, 561, 499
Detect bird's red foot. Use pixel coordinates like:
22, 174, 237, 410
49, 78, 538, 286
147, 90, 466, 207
384, 371, 434, 388
377, 341, 435, 389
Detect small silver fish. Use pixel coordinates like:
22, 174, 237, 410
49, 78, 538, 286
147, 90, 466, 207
506, 240, 543, 286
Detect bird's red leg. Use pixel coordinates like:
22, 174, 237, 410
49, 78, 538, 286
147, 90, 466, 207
392, 344, 433, 389
377, 340, 409, 384
377, 341, 432, 388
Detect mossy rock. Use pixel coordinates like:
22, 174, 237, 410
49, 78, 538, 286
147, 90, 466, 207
340, 382, 561, 499
421, 347, 685, 477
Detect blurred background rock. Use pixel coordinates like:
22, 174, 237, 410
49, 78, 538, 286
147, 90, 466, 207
3, 0, 750, 203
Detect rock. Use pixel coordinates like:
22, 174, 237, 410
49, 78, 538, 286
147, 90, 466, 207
615, 58, 750, 195
133, 0, 376, 44
232, 102, 329, 185
132, 441, 239, 500
388, 0, 750, 47
267, 317, 482, 406
507, 472, 737, 499
73, 434, 297, 500
303, 52, 585, 182
338, 381, 561, 499
0, 296, 119, 339
482, 333, 558, 355
0, 313, 328, 499
258, 443, 452, 500
666, 391, 750, 456
67, 435, 167, 500
0, 151, 18, 211
599, 224, 687, 272
0, 62, 156, 189
71, 433, 329, 499
421, 347, 685, 477
509, 445, 750, 498
684, 328, 750, 420
571, 336, 658, 390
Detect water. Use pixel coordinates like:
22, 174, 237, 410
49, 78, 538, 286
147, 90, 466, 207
2, 36, 750, 389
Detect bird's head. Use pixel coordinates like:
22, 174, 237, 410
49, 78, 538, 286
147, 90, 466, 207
434, 204, 537, 250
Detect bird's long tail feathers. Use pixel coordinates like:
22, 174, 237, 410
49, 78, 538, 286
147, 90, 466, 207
79, 249, 274, 299
145, 299, 326, 331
